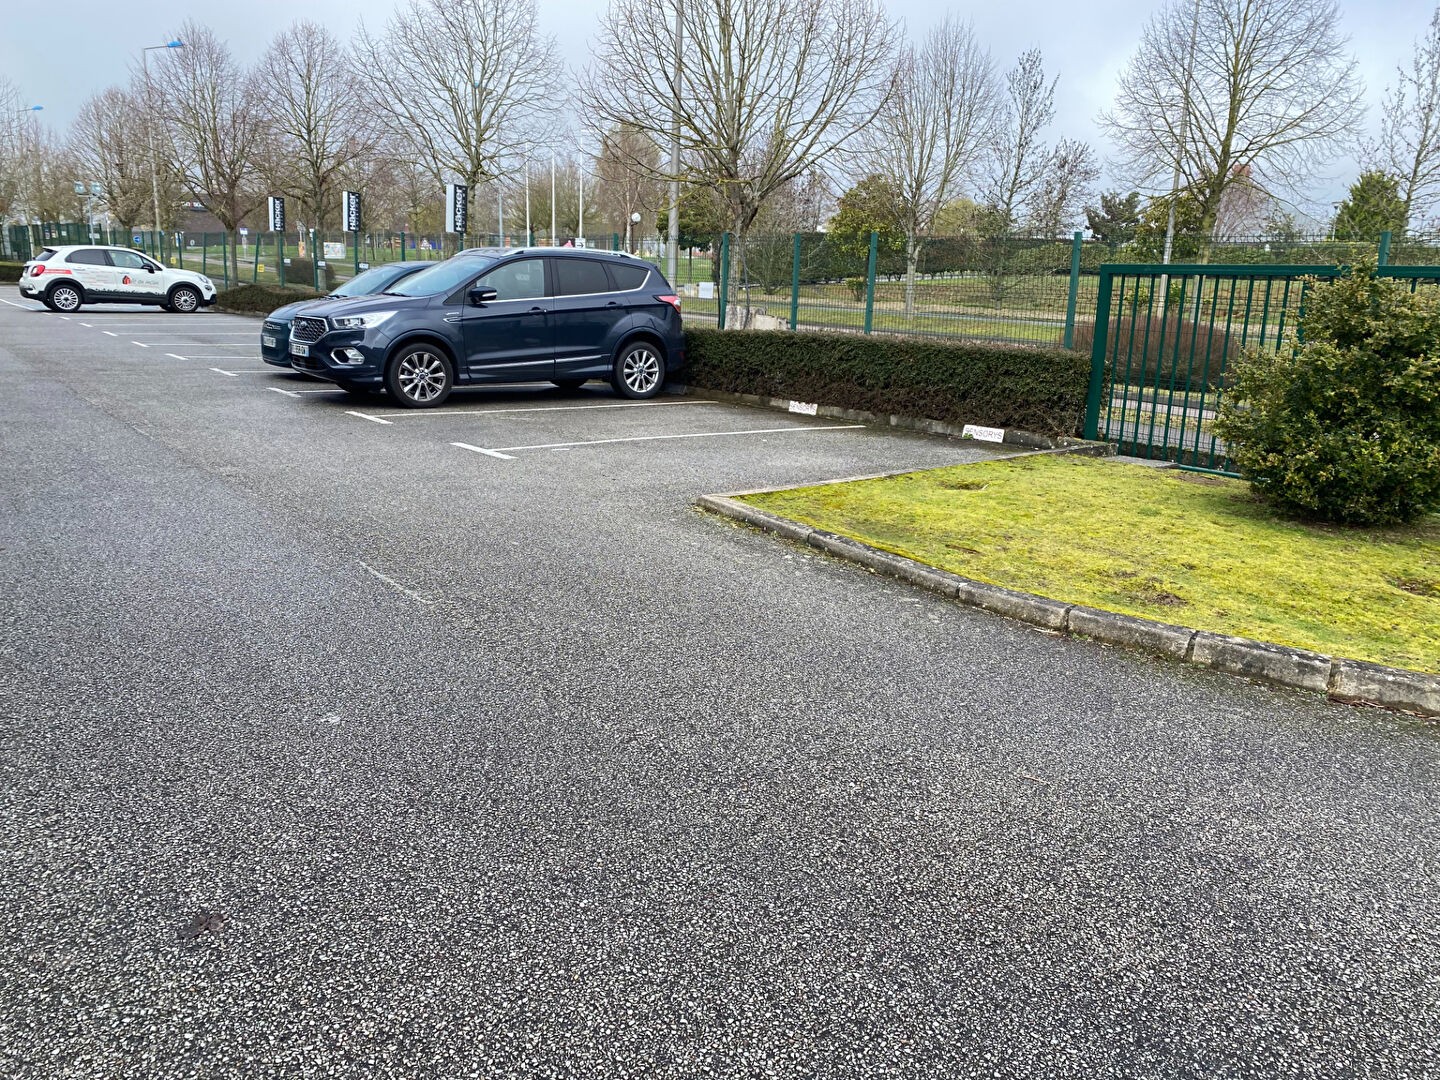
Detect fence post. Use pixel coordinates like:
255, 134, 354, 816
221, 231, 228, 289
1063, 231, 1083, 350
310, 228, 319, 290
718, 231, 731, 330
790, 233, 802, 331
1378, 230, 1392, 267
202, 234, 208, 278
279, 232, 286, 288
252, 232, 260, 283
863, 231, 878, 334
1083, 268, 1115, 441
354, 229, 361, 276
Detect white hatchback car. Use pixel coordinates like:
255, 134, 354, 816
19, 245, 217, 313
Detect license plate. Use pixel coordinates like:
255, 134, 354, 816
290, 342, 309, 357
263, 335, 277, 349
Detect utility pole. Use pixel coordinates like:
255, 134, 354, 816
1159, 0, 1200, 316
668, 0, 682, 284
140, 41, 185, 248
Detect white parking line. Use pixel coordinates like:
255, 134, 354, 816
0, 297, 38, 309
487, 424, 868, 454
165, 353, 188, 361
452, 443, 515, 460
209, 368, 277, 374
79, 322, 93, 327
268, 387, 302, 398
359, 561, 432, 605
346, 411, 394, 425
210, 368, 240, 377
371, 399, 719, 419
131, 342, 149, 347
102, 331, 117, 336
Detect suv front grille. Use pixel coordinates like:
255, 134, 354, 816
290, 316, 326, 344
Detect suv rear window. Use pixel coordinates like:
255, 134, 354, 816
35, 249, 58, 262
66, 249, 110, 265
607, 263, 651, 291
554, 258, 611, 297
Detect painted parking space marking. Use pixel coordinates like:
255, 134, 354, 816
484, 424, 868, 455
165, 353, 189, 361
369, 399, 720, 419
346, 411, 394, 425
131, 342, 149, 347
268, 387, 303, 399
452, 443, 515, 460
102, 331, 118, 336
0, 297, 40, 310
211, 368, 241, 377
358, 561, 432, 605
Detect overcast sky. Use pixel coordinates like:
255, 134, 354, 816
4, 0, 1434, 217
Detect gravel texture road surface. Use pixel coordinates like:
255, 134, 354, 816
1, 290, 1437, 1079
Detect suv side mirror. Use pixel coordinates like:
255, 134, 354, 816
468, 286, 498, 305
145, 264, 157, 273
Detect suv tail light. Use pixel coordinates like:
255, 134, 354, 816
31, 265, 69, 277
655, 294, 681, 313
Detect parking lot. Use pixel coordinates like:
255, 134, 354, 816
3, 287, 1439, 1079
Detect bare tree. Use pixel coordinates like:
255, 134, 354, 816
69, 87, 153, 234
353, 0, 555, 203
258, 21, 377, 233
858, 18, 998, 311
1379, 5, 1440, 226
151, 22, 266, 283
582, 0, 899, 324
0, 78, 27, 222
1102, 0, 1362, 241
984, 49, 1058, 232
593, 127, 664, 248
1027, 138, 1100, 237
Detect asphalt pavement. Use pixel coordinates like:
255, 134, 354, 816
1, 288, 1437, 1079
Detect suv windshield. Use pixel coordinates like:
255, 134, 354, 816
334, 265, 406, 297
385, 257, 494, 297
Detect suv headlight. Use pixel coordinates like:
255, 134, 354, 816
330, 311, 396, 331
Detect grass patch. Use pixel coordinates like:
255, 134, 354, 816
739, 456, 1440, 674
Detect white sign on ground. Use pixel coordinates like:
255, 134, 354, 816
962, 424, 1005, 443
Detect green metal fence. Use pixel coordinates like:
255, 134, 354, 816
1081, 249, 1440, 472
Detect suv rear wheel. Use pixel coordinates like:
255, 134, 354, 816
45, 283, 83, 313
611, 341, 665, 399
385, 344, 454, 408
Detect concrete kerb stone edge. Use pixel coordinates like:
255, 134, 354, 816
673, 384, 1114, 457
695, 494, 1440, 720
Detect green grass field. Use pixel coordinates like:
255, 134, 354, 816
740, 456, 1440, 674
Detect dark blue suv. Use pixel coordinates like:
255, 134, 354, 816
286, 248, 685, 407
261, 261, 435, 368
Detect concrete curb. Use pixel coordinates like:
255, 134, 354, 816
695, 494, 1440, 720
673, 385, 1109, 455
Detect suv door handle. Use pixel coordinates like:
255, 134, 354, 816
605, 301, 620, 308
529, 306, 546, 313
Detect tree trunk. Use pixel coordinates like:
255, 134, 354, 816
904, 232, 918, 315
228, 228, 240, 289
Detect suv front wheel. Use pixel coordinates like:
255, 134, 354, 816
611, 340, 666, 400
45, 283, 84, 313
385, 344, 454, 408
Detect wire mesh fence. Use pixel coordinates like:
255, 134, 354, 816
4, 222, 1422, 351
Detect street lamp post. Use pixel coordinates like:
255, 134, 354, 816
140, 40, 184, 257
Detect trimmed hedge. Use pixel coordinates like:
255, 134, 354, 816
215, 282, 326, 314
683, 327, 1089, 436
0, 263, 24, 283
